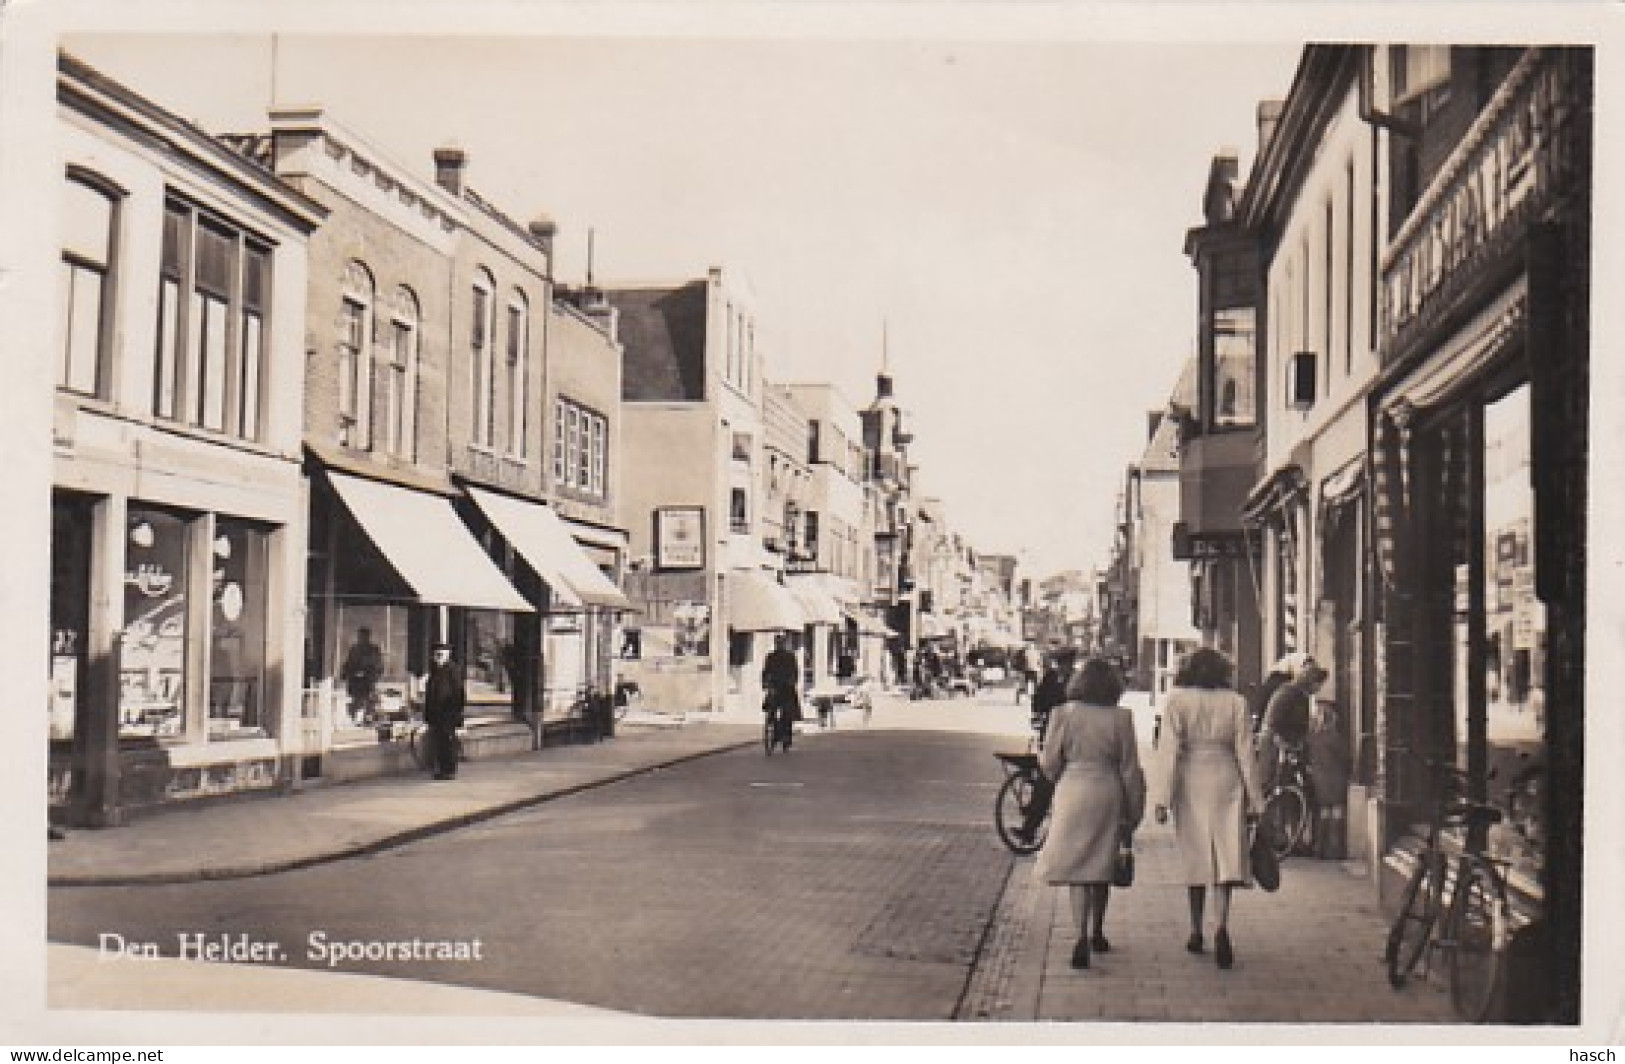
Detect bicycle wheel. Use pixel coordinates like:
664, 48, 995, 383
1260, 786, 1309, 861
1449, 855, 1509, 1022
762, 714, 776, 755
994, 772, 1046, 855
1385, 856, 1440, 988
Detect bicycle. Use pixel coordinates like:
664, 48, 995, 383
1258, 740, 1313, 862
993, 748, 1049, 855
1384, 757, 1513, 1023
762, 690, 796, 755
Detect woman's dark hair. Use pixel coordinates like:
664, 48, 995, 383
1067, 656, 1124, 705
1176, 647, 1234, 690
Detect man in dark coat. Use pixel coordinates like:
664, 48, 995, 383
1015, 648, 1078, 844
423, 641, 465, 780
761, 633, 802, 746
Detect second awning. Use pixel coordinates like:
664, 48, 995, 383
729, 570, 805, 631
326, 471, 532, 613
465, 486, 633, 611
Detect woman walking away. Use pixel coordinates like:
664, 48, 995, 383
1035, 657, 1146, 970
1150, 647, 1263, 970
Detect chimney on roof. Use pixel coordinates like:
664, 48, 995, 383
433, 145, 467, 196
528, 215, 557, 258
1257, 100, 1285, 159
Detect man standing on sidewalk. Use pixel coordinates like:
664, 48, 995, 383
424, 642, 466, 781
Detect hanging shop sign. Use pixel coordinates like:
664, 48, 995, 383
655, 506, 706, 570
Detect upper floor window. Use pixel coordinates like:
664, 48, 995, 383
381, 286, 420, 460
337, 260, 374, 448
60, 172, 119, 398
553, 396, 608, 500
729, 487, 749, 535
505, 290, 529, 459
154, 197, 272, 441
471, 269, 496, 448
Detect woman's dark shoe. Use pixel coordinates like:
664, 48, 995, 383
1071, 937, 1091, 969
1090, 934, 1111, 954
1215, 928, 1234, 970
1185, 932, 1204, 955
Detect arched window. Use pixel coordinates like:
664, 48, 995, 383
381, 286, 420, 459
471, 268, 495, 447
60, 171, 119, 397
338, 260, 375, 448
506, 288, 529, 458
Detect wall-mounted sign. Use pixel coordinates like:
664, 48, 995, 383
656, 507, 706, 570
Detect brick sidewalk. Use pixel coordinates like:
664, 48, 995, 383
968, 818, 1458, 1025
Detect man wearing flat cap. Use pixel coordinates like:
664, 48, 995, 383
424, 641, 465, 780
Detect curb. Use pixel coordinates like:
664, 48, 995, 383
48, 740, 756, 889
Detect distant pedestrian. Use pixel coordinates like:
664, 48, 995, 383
342, 626, 383, 725
1034, 657, 1146, 969
1150, 647, 1263, 971
1305, 703, 1352, 860
423, 642, 465, 781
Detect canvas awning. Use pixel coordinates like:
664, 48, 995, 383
729, 570, 805, 632
785, 575, 844, 626
843, 608, 894, 638
465, 486, 633, 611
326, 471, 532, 613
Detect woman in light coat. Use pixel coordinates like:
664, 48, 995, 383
1035, 657, 1146, 970
1150, 647, 1263, 970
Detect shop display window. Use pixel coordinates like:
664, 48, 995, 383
208, 518, 270, 738
50, 494, 94, 742
332, 603, 415, 729
464, 608, 517, 709
120, 507, 190, 738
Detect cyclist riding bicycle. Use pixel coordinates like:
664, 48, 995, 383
761, 633, 803, 749
1255, 653, 1325, 792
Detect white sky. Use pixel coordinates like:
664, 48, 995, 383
65, 19, 1306, 578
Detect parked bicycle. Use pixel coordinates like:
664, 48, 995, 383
1384, 757, 1513, 1023
1258, 740, 1313, 861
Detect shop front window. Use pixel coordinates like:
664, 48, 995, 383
1481, 383, 1545, 890
209, 519, 270, 738
120, 508, 191, 739
332, 603, 416, 730
464, 609, 516, 711
50, 494, 94, 743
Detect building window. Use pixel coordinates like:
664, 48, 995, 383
730, 488, 749, 535
807, 420, 821, 465
805, 510, 820, 560
553, 397, 609, 500
154, 199, 272, 441
471, 269, 495, 447
506, 292, 529, 458
1213, 307, 1256, 427
337, 260, 374, 448
382, 286, 420, 460
60, 173, 118, 398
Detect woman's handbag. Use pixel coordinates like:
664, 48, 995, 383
1113, 839, 1136, 888
1249, 821, 1281, 892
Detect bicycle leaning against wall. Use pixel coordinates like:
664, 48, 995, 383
1384, 757, 1515, 1023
